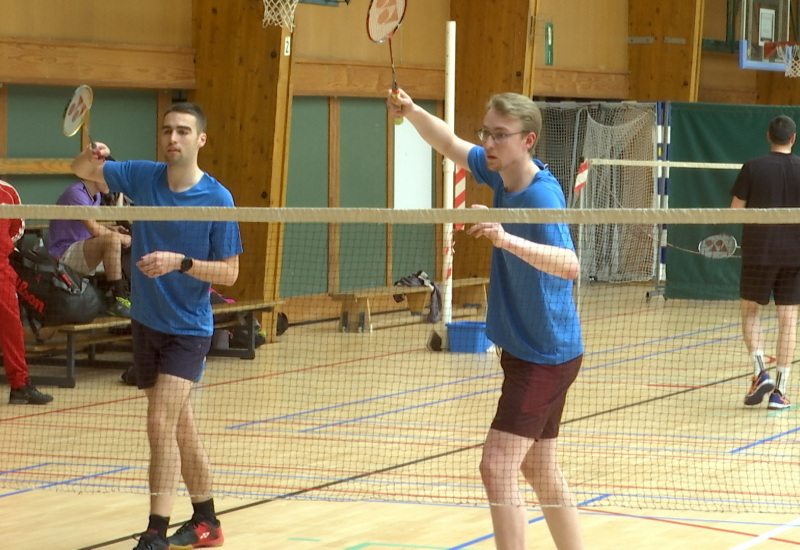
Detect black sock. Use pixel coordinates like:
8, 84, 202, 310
146, 514, 170, 539
111, 279, 126, 298
192, 499, 217, 524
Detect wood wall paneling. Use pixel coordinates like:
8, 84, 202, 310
756, 71, 800, 105
532, 67, 629, 99
191, 0, 292, 312
0, 0, 192, 48
628, 0, 705, 101
292, 59, 444, 99
535, 0, 628, 72
0, 38, 195, 89
449, 0, 535, 280
293, 0, 449, 67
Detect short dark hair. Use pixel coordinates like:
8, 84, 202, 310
165, 102, 207, 133
769, 115, 796, 145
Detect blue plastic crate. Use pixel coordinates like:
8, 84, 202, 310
446, 321, 492, 353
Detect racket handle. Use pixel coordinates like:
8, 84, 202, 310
391, 91, 404, 126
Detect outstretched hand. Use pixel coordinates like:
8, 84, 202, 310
466, 204, 507, 248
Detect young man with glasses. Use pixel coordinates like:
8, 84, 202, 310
387, 90, 584, 550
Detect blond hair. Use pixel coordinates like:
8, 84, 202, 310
486, 93, 542, 157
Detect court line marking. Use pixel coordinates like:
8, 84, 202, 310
728, 516, 800, 549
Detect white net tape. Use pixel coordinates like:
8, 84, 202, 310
786, 45, 800, 77
262, 0, 299, 30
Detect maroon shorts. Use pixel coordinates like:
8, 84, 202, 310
490, 351, 582, 440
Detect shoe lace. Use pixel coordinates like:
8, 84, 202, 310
173, 516, 203, 537
116, 296, 132, 307
134, 531, 163, 550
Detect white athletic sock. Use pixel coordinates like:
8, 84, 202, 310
776, 366, 790, 395
752, 350, 766, 378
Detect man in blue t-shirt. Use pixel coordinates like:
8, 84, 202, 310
72, 102, 243, 550
388, 90, 585, 550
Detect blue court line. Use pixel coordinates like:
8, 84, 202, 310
225, 316, 757, 435
226, 374, 499, 430
299, 389, 496, 433
346, 544, 445, 550
728, 424, 800, 453
0, 465, 132, 498
446, 494, 611, 550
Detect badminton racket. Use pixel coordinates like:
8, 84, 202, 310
62, 84, 96, 149
697, 233, 740, 259
367, 0, 407, 125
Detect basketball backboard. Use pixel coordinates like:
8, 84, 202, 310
739, 0, 792, 70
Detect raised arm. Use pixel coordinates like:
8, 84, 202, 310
387, 88, 474, 169
71, 143, 111, 193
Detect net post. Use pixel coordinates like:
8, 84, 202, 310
433, 20, 457, 351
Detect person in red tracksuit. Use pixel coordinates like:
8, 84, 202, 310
0, 179, 53, 405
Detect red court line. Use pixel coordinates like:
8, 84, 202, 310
0, 346, 429, 425
586, 508, 800, 545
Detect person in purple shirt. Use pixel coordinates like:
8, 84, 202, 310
48, 173, 132, 317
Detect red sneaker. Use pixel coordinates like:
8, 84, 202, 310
167, 514, 224, 549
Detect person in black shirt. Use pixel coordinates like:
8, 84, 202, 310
731, 115, 800, 410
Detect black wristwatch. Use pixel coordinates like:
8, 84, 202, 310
179, 256, 194, 273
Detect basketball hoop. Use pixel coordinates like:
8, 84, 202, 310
763, 41, 800, 77
785, 44, 800, 77
262, 0, 299, 30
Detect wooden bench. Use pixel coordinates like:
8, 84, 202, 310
16, 299, 283, 388
330, 277, 490, 333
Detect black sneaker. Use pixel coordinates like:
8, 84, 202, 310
108, 296, 132, 318
9, 385, 53, 405
133, 530, 169, 550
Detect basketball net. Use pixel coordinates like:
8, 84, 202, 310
262, 0, 298, 30
786, 44, 800, 77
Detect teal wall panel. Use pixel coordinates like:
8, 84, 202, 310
339, 99, 387, 289
281, 97, 330, 297
665, 102, 800, 300
6, 85, 156, 206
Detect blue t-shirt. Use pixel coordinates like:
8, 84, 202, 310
103, 160, 243, 337
467, 146, 583, 364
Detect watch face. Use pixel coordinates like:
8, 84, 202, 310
181, 257, 193, 272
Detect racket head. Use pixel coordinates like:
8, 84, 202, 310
366, 0, 407, 43
697, 233, 738, 259
62, 85, 94, 137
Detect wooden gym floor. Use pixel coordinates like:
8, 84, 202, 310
3, 283, 800, 549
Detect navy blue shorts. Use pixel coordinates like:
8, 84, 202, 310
740, 265, 800, 306
490, 351, 582, 440
131, 320, 213, 389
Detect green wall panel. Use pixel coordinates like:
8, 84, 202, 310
281, 97, 330, 297
6, 85, 156, 206
665, 102, 800, 300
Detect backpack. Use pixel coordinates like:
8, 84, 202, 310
10, 247, 106, 334
209, 288, 287, 351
